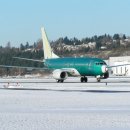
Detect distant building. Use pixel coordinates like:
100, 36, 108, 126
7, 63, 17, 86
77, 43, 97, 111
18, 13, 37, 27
24, 48, 35, 52
101, 46, 107, 50
109, 56, 130, 76
88, 42, 96, 49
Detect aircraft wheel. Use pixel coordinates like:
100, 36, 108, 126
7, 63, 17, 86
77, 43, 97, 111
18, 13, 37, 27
84, 77, 88, 82
57, 80, 60, 83
97, 78, 101, 82
57, 80, 64, 83
60, 80, 64, 83
80, 77, 84, 82
80, 77, 88, 83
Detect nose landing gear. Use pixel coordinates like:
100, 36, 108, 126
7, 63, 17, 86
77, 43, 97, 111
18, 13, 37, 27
96, 75, 101, 82
97, 78, 101, 82
80, 76, 88, 82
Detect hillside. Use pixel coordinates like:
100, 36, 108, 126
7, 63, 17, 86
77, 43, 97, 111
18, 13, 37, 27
51, 34, 130, 59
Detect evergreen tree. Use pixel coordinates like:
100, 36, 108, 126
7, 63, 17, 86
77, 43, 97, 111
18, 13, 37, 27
25, 42, 29, 49
20, 43, 25, 50
113, 34, 120, 40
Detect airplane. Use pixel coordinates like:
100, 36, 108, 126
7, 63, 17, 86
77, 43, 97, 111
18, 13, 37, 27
0, 27, 129, 83
38, 27, 112, 82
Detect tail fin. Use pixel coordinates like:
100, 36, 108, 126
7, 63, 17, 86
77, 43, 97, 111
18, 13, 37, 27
41, 27, 59, 59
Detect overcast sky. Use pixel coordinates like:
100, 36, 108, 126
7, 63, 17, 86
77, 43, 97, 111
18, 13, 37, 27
0, 0, 130, 46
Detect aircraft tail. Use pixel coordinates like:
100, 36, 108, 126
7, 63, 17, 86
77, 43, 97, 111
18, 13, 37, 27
41, 27, 59, 59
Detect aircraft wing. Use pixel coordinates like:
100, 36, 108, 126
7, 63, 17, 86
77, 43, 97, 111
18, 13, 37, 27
107, 64, 130, 68
13, 57, 44, 62
61, 68, 80, 76
0, 65, 47, 70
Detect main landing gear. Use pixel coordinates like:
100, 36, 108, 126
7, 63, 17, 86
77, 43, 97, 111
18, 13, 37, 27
80, 76, 88, 83
57, 79, 64, 83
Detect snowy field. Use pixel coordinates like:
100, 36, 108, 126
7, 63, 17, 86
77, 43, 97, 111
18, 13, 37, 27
0, 77, 130, 130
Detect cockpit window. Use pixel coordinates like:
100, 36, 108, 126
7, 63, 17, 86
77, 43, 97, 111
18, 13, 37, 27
95, 62, 106, 65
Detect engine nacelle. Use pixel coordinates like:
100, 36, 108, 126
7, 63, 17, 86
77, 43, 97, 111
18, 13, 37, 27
52, 69, 68, 80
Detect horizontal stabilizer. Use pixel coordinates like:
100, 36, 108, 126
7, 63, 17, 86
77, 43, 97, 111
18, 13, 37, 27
13, 57, 44, 62
0, 65, 48, 70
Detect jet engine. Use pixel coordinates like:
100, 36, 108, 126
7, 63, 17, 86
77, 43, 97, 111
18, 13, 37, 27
52, 69, 68, 80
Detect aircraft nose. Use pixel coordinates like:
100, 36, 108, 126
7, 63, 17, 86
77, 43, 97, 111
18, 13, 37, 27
101, 65, 108, 73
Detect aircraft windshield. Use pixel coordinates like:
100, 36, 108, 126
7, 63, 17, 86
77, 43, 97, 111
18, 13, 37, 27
95, 62, 106, 65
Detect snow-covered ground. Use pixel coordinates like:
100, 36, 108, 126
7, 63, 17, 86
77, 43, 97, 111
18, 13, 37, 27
0, 77, 130, 130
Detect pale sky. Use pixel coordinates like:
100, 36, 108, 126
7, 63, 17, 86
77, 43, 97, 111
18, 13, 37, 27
0, 0, 130, 46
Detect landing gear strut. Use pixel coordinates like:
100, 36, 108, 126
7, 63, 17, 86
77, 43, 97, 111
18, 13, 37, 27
80, 76, 88, 83
96, 75, 101, 82
96, 78, 101, 82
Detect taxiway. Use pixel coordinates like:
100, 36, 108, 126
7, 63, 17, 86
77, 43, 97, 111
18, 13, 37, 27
0, 77, 130, 130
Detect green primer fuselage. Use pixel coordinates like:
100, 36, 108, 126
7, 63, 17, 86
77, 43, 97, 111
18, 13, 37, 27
45, 57, 106, 76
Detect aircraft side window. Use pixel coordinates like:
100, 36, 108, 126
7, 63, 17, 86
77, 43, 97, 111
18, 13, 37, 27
95, 63, 98, 65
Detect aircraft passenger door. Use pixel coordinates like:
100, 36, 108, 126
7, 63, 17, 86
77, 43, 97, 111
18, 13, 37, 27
88, 60, 94, 75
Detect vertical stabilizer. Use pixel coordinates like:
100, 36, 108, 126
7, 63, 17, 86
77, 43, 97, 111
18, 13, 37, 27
41, 27, 59, 59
